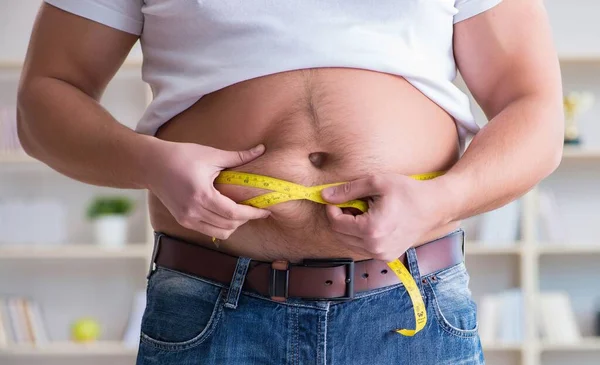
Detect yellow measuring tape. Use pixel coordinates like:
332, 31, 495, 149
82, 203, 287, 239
214, 170, 445, 336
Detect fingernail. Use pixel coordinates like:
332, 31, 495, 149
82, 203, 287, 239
252, 144, 265, 153
322, 187, 336, 198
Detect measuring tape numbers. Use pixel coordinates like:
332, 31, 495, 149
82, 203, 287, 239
214, 170, 445, 336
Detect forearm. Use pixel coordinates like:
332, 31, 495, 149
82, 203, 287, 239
17, 76, 157, 189
436, 94, 564, 223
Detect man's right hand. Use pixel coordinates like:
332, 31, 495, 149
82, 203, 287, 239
145, 141, 272, 240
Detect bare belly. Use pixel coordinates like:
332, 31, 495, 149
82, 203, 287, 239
149, 68, 461, 262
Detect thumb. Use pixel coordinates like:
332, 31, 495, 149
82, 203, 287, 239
321, 176, 383, 203
216, 144, 265, 168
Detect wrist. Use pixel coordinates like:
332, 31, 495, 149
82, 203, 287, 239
428, 172, 468, 225
132, 134, 166, 191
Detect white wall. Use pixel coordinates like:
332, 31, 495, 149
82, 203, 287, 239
0, 1, 599, 365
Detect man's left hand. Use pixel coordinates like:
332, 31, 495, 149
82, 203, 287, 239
321, 174, 449, 262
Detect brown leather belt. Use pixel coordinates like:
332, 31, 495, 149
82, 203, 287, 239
151, 230, 465, 302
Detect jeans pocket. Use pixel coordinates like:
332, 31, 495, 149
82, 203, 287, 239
425, 262, 479, 338
140, 267, 226, 351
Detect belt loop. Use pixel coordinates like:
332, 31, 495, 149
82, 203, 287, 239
459, 228, 466, 263
224, 257, 251, 310
405, 247, 424, 295
147, 232, 164, 279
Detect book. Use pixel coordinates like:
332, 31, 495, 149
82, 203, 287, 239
0, 299, 9, 347
498, 289, 524, 343
478, 200, 521, 245
538, 292, 581, 343
19, 299, 36, 343
28, 301, 49, 345
123, 291, 147, 348
537, 188, 566, 244
478, 295, 499, 344
478, 289, 524, 345
7, 299, 27, 343
3, 298, 49, 345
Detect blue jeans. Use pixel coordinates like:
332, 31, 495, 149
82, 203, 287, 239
136, 246, 484, 365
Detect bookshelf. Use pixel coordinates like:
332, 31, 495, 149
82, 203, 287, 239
540, 338, 600, 352
1, 341, 138, 357
0, 153, 36, 164
2, 0, 600, 364
0, 3, 152, 359
0, 244, 150, 260
465, 243, 524, 256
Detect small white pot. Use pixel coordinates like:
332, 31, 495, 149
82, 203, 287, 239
94, 215, 129, 248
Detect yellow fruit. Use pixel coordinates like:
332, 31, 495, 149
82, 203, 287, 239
71, 318, 101, 343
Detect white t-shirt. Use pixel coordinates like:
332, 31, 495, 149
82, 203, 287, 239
45, 0, 502, 146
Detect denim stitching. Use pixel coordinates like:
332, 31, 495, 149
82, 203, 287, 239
322, 303, 330, 365
225, 257, 251, 309
317, 312, 321, 364
427, 262, 467, 282
294, 307, 299, 365
140, 289, 226, 351
157, 267, 228, 289
406, 247, 426, 298
241, 291, 331, 310
425, 281, 479, 338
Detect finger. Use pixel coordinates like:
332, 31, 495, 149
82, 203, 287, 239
330, 230, 373, 257
192, 221, 235, 241
320, 175, 388, 204
206, 190, 272, 221
325, 204, 371, 238
197, 207, 245, 230
214, 144, 266, 168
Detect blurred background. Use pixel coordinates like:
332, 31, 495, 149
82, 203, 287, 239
1, 1, 599, 365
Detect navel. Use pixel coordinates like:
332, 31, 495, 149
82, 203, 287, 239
308, 152, 328, 168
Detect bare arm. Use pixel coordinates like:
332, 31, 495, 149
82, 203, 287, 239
437, 0, 564, 222
319, 0, 564, 261
17, 4, 155, 189
17, 4, 271, 240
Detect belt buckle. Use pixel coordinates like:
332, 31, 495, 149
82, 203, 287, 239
269, 260, 290, 302
302, 258, 355, 301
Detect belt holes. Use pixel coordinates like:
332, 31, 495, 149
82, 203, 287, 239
362, 273, 369, 279
381, 269, 388, 275
325, 280, 333, 286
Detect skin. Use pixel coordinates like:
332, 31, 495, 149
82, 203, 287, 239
149, 66, 461, 261
323, 0, 564, 260
320, 0, 564, 261
17, 0, 563, 263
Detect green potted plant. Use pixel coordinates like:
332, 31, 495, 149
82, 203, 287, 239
87, 196, 134, 248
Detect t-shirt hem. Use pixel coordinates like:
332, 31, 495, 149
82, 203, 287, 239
44, 0, 143, 35
453, 0, 502, 24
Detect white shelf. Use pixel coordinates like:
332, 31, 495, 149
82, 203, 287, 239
0, 341, 137, 357
0, 152, 37, 164
0, 59, 143, 70
540, 337, 600, 352
562, 146, 600, 160
0, 244, 148, 259
537, 244, 600, 255
1, 56, 598, 69
465, 242, 522, 255
558, 54, 600, 63
481, 342, 523, 352
1, 145, 598, 167
0, 60, 25, 70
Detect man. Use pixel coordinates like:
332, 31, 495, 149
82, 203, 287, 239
17, 0, 563, 364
